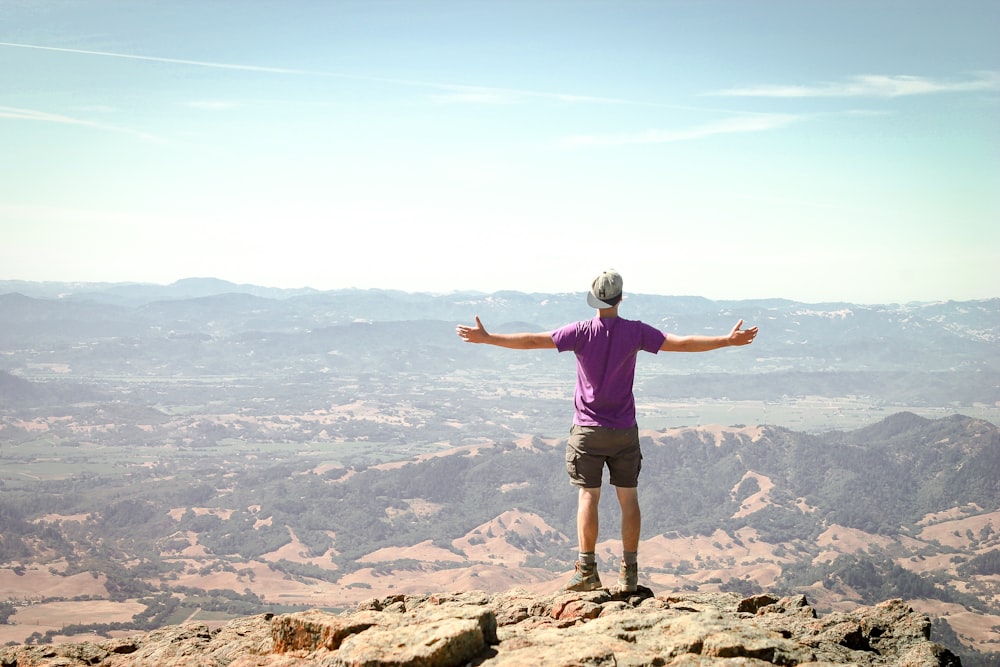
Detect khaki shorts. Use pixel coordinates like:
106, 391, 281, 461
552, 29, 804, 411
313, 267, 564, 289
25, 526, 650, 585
565, 424, 642, 488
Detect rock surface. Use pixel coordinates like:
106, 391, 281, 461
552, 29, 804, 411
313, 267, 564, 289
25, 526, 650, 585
0, 589, 961, 667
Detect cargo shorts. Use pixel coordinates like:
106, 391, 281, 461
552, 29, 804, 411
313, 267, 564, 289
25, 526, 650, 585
565, 424, 642, 488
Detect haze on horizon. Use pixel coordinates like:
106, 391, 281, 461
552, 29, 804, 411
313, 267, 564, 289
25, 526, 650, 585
1, 1, 997, 304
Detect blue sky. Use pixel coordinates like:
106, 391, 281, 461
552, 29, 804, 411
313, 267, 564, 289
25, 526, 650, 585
1, 0, 997, 303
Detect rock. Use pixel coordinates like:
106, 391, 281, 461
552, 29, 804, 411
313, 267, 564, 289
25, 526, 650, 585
272, 610, 382, 652
332, 615, 484, 667
0, 590, 959, 667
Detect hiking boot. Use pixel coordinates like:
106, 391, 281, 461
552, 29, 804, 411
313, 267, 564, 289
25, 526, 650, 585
615, 560, 638, 593
564, 561, 602, 592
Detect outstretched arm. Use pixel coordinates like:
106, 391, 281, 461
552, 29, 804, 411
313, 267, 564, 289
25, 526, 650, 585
660, 319, 757, 352
456, 316, 556, 350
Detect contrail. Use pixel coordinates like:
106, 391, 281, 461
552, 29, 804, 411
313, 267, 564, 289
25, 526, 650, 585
0, 40, 752, 112
0, 41, 623, 104
0, 41, 314, 75
0, 104, 164, 142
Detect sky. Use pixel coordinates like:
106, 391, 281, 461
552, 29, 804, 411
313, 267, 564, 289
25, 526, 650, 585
1, 1, 998, 304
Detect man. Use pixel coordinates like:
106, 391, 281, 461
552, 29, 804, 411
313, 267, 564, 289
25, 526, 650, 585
456, 269, 758, 593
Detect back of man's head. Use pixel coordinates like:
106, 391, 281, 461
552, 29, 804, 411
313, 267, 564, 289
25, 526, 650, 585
587, 270, 623, 309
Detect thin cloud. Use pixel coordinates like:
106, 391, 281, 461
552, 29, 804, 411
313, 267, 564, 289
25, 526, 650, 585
561, 114, 799, 147
0, 105, 163, 142
712, 72, 1000, 98
431, 90, 519, 105
185, 100, 239, 111
429, 86, 624, 105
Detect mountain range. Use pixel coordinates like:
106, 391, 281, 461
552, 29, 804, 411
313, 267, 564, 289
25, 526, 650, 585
0, 278, 997, 664
1, 278, 997, 414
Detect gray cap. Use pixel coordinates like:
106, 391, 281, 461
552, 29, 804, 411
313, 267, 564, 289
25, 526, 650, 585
587, 269, 623, 309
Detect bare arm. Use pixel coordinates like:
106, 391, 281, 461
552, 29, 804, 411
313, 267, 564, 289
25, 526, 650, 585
661, 319, 757, 352
456, 316, 556, 350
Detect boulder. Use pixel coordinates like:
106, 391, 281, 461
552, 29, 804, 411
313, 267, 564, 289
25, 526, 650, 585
0, 590, 960, 667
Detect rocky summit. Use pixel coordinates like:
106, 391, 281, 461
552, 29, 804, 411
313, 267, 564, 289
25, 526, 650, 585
0, 589, 960, 667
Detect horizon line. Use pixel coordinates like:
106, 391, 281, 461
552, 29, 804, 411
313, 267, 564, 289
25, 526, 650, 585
0, 277, 993, 306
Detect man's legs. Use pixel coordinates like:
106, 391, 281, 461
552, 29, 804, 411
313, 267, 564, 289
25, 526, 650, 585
615, 485, 640, 552
565, 486, 603, 591
615, 485, 641, 592
577, 486, 601, 553
564, 424, 642, 592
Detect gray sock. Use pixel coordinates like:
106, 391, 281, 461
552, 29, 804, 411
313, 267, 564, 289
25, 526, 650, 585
579, 552, 596, 565
623, 551, 638, 566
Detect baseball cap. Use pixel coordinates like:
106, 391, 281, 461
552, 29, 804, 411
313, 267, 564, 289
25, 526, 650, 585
587, 269, 623, 309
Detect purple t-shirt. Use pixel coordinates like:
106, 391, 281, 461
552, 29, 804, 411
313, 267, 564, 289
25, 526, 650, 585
551, 316, 666, 429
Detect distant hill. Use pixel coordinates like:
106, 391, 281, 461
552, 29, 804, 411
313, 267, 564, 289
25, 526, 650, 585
0, 277, 319, 305
0, 369, 102, 407
0, 280, 997, 410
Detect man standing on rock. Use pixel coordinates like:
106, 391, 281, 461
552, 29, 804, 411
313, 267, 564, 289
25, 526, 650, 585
456, 269, 758, 593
